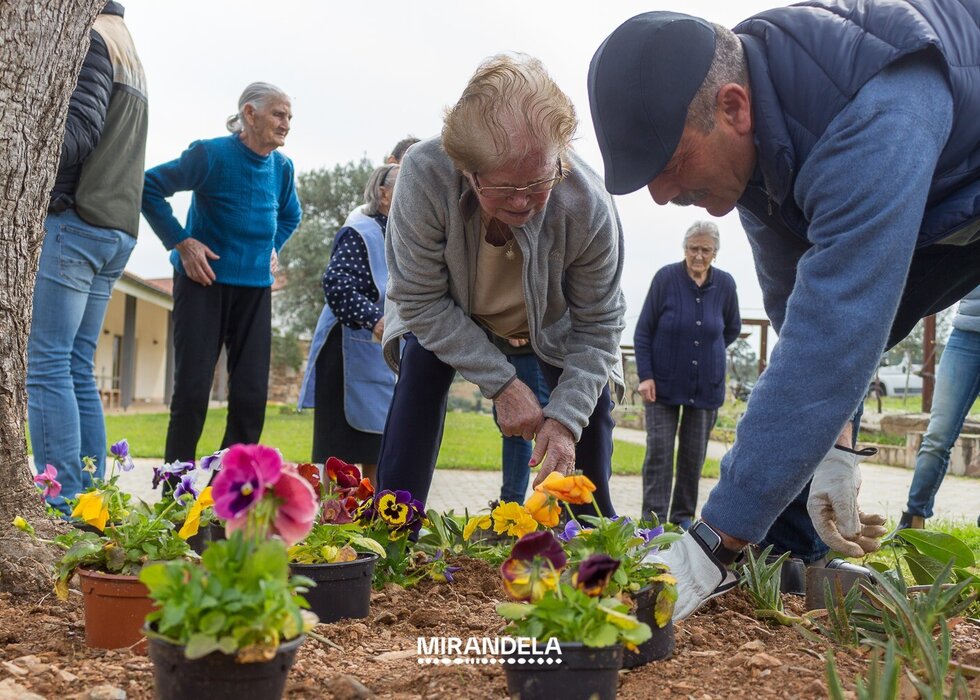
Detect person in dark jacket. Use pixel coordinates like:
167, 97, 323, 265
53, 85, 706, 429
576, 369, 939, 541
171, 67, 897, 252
587, 1, 980, 619
635, 221, 740, 529
298, 165, 399, 485
142, 82, 301, 465
27, 1, 147, 514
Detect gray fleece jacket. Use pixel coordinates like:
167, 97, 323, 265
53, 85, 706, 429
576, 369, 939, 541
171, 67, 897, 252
382, 137, 626, 440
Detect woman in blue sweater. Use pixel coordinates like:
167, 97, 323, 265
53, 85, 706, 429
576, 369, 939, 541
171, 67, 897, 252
635, 221, 741, 529
142, 82, 301, 465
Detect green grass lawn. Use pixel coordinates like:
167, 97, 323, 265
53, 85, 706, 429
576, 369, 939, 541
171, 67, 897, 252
84, 407, 719, 477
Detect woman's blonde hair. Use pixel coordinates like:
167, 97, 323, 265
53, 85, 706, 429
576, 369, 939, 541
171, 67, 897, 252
442, 53, 577, 174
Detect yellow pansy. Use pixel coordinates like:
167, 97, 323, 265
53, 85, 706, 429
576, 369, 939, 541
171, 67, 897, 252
462, 514, 492, 541
71, 491, 109, 531
178, 486, 214, 540
491, 501, 538, 538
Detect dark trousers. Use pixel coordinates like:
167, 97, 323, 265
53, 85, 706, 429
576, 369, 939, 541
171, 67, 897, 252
376, 334, 616, 516
164, 273, 271, 462
640, 402, 717, 527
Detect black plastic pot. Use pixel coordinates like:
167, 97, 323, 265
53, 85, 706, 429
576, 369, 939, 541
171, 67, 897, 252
290, 552, 379, 623
621, 583, 675, 668
504, 642, 623, 700
147, 634, 304, 700
186, 522, 226, 555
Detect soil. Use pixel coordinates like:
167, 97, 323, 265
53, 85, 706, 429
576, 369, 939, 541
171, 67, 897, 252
1, 557, 978, 699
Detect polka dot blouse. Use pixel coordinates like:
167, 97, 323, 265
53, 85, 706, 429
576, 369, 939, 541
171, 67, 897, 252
323, 214, 386, 330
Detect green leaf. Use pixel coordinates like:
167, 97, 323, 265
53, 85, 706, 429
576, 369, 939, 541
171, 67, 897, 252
185, 634, 222, 659
352, 536, 387, 558
199, 610, 227, 636
904, 553, 943, 586
896, 530, 976, 568
583, 623, 619, 648
496, 603, 532, 620
139, 563, 168, 590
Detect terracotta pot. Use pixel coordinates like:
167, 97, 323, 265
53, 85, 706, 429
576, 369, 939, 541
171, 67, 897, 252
504, 642, 623, 700
148, 634, 304, 700
77, 568, 153, 651
289, 552, 379, 623
621, 582, 675, 668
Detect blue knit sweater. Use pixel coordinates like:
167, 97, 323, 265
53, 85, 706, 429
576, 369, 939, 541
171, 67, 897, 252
634, 262, 741, 409
142, 134, 301, 287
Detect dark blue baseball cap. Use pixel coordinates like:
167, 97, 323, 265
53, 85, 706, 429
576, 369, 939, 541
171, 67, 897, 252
588, 12, 716, 195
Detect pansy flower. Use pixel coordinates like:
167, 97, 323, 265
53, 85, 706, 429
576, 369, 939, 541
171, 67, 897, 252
268, 466, 318, 546
212, 444, 283, 521
178, 486, 214, 540
325, 457, 361, 489
573, 554, 620, 596
463, 514, 492, 541
636, 524, 665, 544
320, 496, 355, 524
173, 473, 199, 502
535, 471, 596, 505
500, 531, 567, 602
71, 491, 109, 531
152, 459, 194, 489
374, 489, 424, 533
523, 491, 561, 528
491, 501, 538, 538
557, 518, 582, 542
200, 448, 228, 473
110, 439, 135, 472
296, 463, 321, 494
33, 464, 62, 501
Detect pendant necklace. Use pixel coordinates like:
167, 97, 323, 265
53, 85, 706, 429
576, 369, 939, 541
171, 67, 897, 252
504, 236, 516, 260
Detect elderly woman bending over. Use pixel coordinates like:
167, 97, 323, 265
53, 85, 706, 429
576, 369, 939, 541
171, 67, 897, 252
377, 54, 626, 515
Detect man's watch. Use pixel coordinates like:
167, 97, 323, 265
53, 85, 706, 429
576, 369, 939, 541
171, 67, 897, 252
689, 520, 742, 565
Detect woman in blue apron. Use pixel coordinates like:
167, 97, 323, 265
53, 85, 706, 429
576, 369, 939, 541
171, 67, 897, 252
298, 164, 399, 484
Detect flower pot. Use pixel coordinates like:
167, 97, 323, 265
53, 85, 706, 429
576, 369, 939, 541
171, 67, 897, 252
186, 522, 226, 555
147, 634, 304, 700
77, 568, 153, 650
622, 583, 675, 668
504, 642, 623, 700
289, 552, 379, 623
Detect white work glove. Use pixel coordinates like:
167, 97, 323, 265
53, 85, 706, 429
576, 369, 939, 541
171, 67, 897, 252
646, 530, 737, 621
806, 446, 887, 558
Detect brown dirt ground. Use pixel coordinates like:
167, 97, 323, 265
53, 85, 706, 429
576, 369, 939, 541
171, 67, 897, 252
0, 557, 978, 699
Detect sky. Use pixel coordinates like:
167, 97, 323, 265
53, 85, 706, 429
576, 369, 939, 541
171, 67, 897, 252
122, 0, 782, 346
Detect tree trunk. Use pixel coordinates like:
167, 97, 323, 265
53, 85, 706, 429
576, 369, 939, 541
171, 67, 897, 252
0, 0, 104, 594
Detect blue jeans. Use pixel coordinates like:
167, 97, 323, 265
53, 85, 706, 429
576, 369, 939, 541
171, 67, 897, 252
27, 210, 136, 513
905, 327, 980, 518
497, 353, 550, 503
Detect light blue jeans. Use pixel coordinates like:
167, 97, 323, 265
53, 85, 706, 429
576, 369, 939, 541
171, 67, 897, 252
497, 353, 550, 503
905, 327, 980, 518
27, 210, 136, 513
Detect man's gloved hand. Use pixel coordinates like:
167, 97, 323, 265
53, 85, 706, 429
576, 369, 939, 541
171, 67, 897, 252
646, 530, 737, 620
807, 446, 887, 558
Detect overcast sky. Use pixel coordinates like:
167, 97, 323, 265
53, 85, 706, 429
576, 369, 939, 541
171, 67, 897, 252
122, 0, 782, 343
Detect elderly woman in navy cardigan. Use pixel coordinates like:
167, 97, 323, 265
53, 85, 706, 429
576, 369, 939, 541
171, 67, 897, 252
635, 221, 741, 529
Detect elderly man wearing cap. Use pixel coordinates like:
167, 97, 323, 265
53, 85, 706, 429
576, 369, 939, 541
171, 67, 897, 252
588, 0, 980, 619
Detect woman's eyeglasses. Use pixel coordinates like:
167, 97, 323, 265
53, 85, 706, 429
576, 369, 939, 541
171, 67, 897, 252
473, 160, 565, 199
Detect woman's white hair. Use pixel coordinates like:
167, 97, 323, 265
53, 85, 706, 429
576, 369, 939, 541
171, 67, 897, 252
226, 82, 289, 134
683, 220, 720, 251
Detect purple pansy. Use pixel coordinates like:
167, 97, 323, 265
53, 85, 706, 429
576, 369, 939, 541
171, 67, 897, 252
173, 473, 199, 502
110, 439, 135, 472
152, 459, 194, 489
200, 448, 228, 473
636, 524, 665, 543
557, 519, 582, 542
33, 464, 62, 500
211, 444, 282, 520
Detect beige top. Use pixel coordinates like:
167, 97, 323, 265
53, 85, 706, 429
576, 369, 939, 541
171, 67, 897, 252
471, 226, 529, 339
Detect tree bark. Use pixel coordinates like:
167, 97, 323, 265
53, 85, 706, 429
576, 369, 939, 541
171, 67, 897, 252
0, 0, 104, 594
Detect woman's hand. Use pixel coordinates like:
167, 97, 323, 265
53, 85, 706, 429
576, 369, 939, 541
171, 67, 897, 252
372, 317, 385, 342
530, 419, 576, 486
175, 238, 220, 286
493, 379, 544, 441
638, 378, 657, 403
